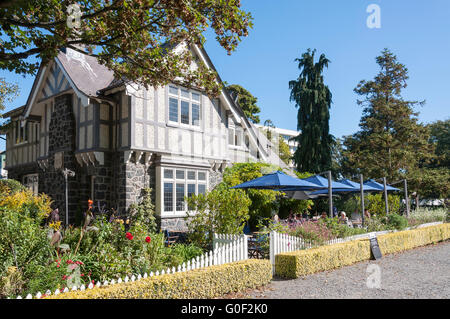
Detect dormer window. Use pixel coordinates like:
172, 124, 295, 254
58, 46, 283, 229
168, 85, 201, 127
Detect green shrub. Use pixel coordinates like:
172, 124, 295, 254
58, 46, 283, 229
0, 179, 26, 195
387, 213, 409, 230
364, 193, 401, 216
186, 184, 251, 249
0, 190, 54, 298
47, 259, 273, 299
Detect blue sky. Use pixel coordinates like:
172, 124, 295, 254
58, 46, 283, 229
1, 0, 449, 151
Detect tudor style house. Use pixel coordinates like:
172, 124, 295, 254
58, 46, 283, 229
3, 43, 286, 230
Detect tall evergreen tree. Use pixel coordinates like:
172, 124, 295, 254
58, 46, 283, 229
342, 49, 433, 183
289, 49, 333, 173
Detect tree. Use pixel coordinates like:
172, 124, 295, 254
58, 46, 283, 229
0, 0, 253, 97
428, 119, 450, 168
289, 49, 333, 173
278, 136, 292, 166
0, 78, 19, 116
342, 49, 433, 185
226, 84, 261, 123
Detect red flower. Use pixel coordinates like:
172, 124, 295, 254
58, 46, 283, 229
88, 199, 93, 210
126, 232, 133, 240
145, 236, 151, 243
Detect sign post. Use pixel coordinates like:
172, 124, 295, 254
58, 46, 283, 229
369, 233, 382, 260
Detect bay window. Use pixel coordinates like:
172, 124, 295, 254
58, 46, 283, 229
162, 167, 208, 215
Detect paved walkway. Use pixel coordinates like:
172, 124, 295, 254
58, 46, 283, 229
246, 241, 450, 299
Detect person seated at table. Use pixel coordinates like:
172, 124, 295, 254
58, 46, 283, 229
364, 209, 371, 219
338, 211, 349, 224
320, 212, 327, 219
351, 211, 361, 221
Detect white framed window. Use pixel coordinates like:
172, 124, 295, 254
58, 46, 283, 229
168, 85, 201, 127
228, 126, 243, 148
162, 167, 207, 215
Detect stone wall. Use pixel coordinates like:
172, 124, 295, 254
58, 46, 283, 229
39, 93, 79, 224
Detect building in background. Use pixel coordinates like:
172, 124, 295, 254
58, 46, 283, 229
255, 124, 299, 168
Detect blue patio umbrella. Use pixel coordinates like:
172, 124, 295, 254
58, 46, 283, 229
363, 179, 400, 191
309, 178, 379, 195
230, 171, 326, 191
281, 175, 354, 193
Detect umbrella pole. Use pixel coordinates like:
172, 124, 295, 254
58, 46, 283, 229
404, 179, 410, 218
383, 177, 389, 215
360, 174, 365, 227
328, 171, 333, 218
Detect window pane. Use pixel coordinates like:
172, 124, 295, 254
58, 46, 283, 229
192, 92, 200, 102
169, 86, 178, 95
187, 184, 196, 210
164, 183, 173, 212
198, 172, 206, 181
176, 170, 185, 180
187, 171, 196, 180
192, 104, 200, 126
181, 100, 189, 124
228, 129, 234, 145
169, 98, 178, 122
198, 184, 206, 195
164, 169, 173, 179
176, 183, 185, 211
181, 89, 190, 98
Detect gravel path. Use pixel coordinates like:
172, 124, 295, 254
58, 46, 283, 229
246, 241, 450, 299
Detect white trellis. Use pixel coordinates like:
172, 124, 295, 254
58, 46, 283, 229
14, 232, 248, 299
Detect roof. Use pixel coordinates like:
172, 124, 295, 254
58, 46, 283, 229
57, 48, 115, 97
2, 105, 25, 118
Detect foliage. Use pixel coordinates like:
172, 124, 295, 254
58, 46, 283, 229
221, 162, 280, 227
226, 84, 261, 123
341, 49, 433, 189
0, 0, 253, 97
427, 119, 450, 168
46, 259, 272, 299
128, 188, 157, 233
289, 48, 333, 173
275, 239, 371, 279
186, 184, 251, 249
318, 217, 366, 238
407, 207, 447, 225
0, 78, 19, 115
386, 213, 408, 230
364, 193, 401, 216
0, 267, 24, 298
0, 179, 26, 195
0, 190, 54, 298
275, 223, 450, 279
278, 136, 292, 166
407, 167, 450, 200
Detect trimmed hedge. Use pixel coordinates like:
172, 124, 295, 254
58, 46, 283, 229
275, 223, 450, 279
47, 259, 272, 299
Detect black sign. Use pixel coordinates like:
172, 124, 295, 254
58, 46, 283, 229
369, 235, 382, 260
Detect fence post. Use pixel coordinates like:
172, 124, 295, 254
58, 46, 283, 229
269, 231, 275, 274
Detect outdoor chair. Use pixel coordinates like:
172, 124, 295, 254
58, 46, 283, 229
164, 229, 179, 246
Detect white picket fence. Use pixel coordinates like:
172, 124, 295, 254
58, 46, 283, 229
268, 221, 444, 274
13, 233, 248, 299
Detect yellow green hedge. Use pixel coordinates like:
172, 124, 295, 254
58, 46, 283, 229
46, 259, 272, 299
275, 223, 450, 279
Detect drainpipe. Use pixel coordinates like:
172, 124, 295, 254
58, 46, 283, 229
62, 168, 75, 226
